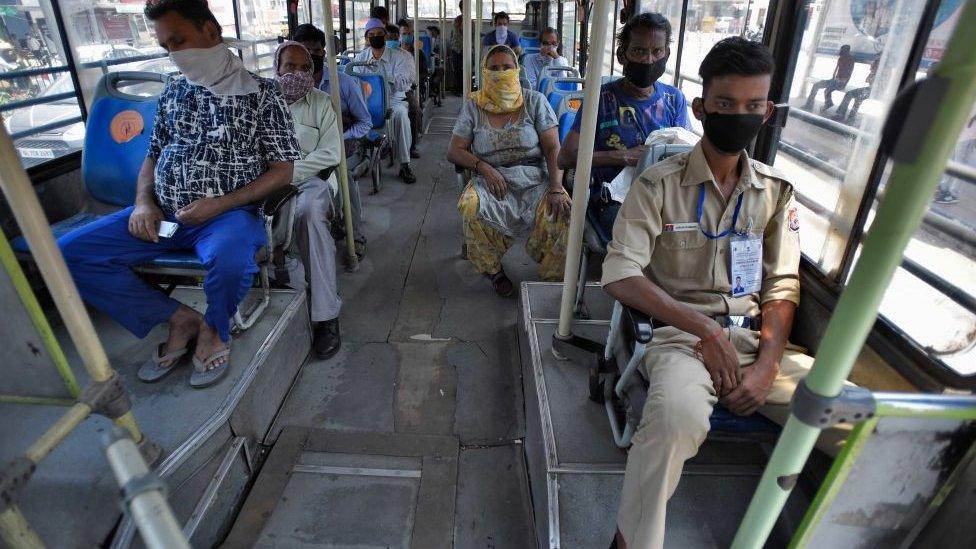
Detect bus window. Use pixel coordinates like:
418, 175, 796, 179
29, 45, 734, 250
560, 0, 577, 66
640, 1, 684, 88
772, 0, 927, 276
674, 0, 771, 134
235, 0, 290, 76
864, 1, 974, 378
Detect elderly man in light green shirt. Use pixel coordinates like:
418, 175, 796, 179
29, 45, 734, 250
274, 40, 343, 359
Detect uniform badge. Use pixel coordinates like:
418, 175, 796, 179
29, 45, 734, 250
788, 207, 800, 232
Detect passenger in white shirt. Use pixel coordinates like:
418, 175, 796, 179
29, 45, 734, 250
523, 27, 570, 92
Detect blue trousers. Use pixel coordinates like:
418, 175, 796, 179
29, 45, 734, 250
59, 206, 266, 342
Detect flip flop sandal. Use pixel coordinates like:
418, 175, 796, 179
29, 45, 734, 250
138, 342, 192, 383
189, 347, 231, 389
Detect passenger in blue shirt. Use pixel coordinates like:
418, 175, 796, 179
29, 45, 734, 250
558, 12, 691, 236
293, 24, 371, 256
481, 11, 522, 56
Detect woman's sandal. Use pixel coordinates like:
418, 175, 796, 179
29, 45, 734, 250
487, 270, 516, 298
189, 346, 231, 389
138, 341, 193, 383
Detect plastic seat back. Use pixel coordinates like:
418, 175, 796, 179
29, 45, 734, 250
520, 36, 541, 49
545, 78, 584, 114
345, 62, 389, 130
521, 30, 540, 40
555, 91, 583, 143
419, 36, 433, 61
541, 71, 582, 95
83, 71, 169, 207
634, 143, 694, 175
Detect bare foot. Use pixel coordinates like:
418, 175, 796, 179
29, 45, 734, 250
161, 305, 203, 367
194, 321, 229, 371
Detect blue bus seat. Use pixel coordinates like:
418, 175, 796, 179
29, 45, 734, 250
345, 62, 391, 193
538, 66, 580, 94
545, 78, 584, 115
554, 91, 583, 144
11, 71, 167, 254
419, 35, 433, 62
520, 36, 541, 49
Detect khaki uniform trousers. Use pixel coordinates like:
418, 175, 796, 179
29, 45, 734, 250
617, 326, 851, 548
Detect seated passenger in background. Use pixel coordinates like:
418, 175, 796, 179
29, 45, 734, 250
292, 23, 371, 257
274, 41, 343, 360
59, 0, 300, 388
557, 12, 690, 237
602, 38, 850, 549
447, 46, 570, 297
353, 18, 417, 183
482, 11, 522, 57
395, 20, 425, 159
522, 27, 569, 92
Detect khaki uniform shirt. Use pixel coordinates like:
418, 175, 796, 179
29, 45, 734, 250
601, 142, 801, 317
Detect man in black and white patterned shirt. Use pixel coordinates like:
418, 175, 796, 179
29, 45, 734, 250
60, 0, 301, 388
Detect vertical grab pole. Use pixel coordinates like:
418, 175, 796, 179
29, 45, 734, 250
731, 2, 976, 547
440, 0, 446, 97
413, 0, 421, 121
474, 0, 483, 88
555, 0, 611, 339
0, 104, 144, 445
463, 0, 472, 98
322, 0, 359, 271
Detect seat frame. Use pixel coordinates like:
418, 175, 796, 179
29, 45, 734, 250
345, 61, 392, 194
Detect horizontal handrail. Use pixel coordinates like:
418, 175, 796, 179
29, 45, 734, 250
0, 91, 78, 113
10, 116, 82, 141
78, 52, 169, 71
0, 65, 71, 80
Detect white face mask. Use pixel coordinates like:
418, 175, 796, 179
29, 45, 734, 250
169, 44, 259, 96
495, 25, 508, 41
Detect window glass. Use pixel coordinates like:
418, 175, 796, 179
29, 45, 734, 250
560, 0, 576, 66
775, 0, 925, 278
236, 0, 288, 76
1, 0, 85, 169
318, 0, 365, 50
675, 0, 770, 135
862, 0, 974, 377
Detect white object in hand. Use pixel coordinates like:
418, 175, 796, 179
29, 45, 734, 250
158, 221, 178, 238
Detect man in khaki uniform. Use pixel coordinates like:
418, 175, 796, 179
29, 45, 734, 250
601, 38, 847, 549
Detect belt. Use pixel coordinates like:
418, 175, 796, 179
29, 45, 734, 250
650, 315, 762, 331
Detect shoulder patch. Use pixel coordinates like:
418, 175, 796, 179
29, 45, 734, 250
750, 159, 793, 188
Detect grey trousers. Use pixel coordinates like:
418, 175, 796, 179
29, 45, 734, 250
293, 176, 341, 322
390, 100, 411, 165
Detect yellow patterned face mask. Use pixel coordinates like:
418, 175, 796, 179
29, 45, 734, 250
471, 67, 524, 114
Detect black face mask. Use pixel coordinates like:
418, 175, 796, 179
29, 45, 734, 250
311, 54, 324, 75
368, 35, 386, 49
623, 56, 667, 89
701, 109, 765, 154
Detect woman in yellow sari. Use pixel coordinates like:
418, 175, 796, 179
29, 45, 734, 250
447, 45, 571, 297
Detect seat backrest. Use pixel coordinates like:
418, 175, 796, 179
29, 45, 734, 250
556, 91, 584, 143
419, 36, 433, 60
82, 71, 169, 207
520, 37, 541, 49
521, 30, 540, 40
634, 143, 694, 175
345, 61, 389, 130
542, 75, 583, 97
523, 46, 541, 56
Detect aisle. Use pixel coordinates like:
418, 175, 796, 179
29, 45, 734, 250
268, 95, 539, 547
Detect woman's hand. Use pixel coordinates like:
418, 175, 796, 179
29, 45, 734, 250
479, 162, 509, 199
546, 187, 572, 219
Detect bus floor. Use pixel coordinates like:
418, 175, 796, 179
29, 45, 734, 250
227, 95, 541, 547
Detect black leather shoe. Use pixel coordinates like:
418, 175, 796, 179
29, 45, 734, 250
399, 165, 417, 184
313, 319, 341, 359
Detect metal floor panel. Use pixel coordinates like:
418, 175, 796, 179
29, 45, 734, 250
224, 428, 459, 549
0, 287, 307, 549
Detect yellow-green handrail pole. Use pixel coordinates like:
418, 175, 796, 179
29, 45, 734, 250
321, 0, 358, 271
463, 0, 472, 98
0, 506, 43, 549
555, 0, 610, 338
0, 117, 144, 444
474, 0, 483, 88
731, 3, 976, 547
0, 228, 80, 398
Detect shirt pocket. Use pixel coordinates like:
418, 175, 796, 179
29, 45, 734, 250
294, 123, 320, 156
655, 230, 709, 280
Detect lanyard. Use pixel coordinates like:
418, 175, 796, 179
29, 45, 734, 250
696, 183, 744, 239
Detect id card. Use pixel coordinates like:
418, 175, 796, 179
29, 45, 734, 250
729, 233, 762, 297
158, 221, 178, 238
